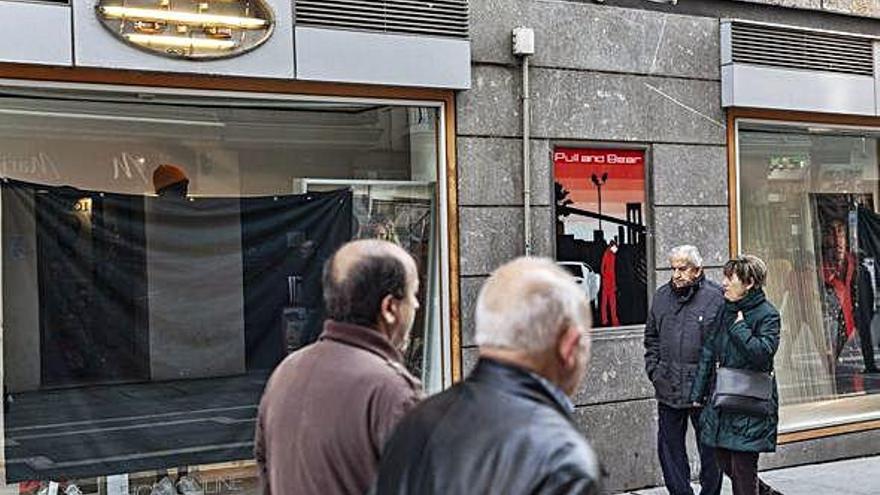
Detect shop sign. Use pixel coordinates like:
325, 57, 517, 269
95, 0, 274, 60
554, 148, 645, 166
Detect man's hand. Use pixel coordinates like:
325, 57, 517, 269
691, 401, 702, 408
736, 310, 744, 323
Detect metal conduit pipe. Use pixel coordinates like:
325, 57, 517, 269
512, 27, 535, 256
522, 55, 531, 256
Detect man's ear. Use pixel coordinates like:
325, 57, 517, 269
557, 326, 582, 370
380, 294, 398, 327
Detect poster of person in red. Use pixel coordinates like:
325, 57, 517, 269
554, 147, 647, 328
813, 193, 879, 397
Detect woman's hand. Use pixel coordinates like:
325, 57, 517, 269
736, 311, 744, 323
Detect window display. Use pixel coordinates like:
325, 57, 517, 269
0, 92, 444, 493
738, 121, 880, 432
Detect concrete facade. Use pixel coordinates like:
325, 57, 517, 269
457, 0, 880, 491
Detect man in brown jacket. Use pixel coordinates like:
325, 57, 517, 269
254, 239, 423, 495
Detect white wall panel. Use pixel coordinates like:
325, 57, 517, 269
0, 2, 72, 66
722, 64, 876, 116
296, 27, 471, 89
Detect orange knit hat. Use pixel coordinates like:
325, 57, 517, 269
152, 163, 189, 193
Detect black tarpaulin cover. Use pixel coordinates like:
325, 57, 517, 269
1, 179, 351, 482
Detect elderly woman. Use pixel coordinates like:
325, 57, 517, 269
689, 255, 781, 495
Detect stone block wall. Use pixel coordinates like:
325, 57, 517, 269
457, 0, 880, 491
458, 1, 725, 490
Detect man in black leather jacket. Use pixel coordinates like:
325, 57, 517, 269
373, 257, 600, 495
644, 245, 724, 495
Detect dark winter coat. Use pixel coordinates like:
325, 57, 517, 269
644, 275, 725, 408
689, 289, 781, 453
372, 358, 600, 495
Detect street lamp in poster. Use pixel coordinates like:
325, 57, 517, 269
554, 147, 648, 328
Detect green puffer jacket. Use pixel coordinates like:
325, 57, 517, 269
689, 288, 781, 453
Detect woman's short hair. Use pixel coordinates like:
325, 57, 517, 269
723, 254, 768, 289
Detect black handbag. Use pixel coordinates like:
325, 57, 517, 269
712, 366, 773, 416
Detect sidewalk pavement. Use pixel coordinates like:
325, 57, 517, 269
622, 455, 880, 494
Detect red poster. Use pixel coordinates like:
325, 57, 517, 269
554, 147, 647, 328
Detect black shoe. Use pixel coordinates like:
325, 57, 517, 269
759, 480, 783, 495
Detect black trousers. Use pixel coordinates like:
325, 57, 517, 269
859, 321, 877, 370
715, 449, 783, 495
715, 448, 758, 495
657, 403, 721, 495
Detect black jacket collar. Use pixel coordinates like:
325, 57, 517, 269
671, 273, 705, 305
468, 358, 574, 418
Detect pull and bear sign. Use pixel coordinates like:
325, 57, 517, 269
553, 148, 645, 166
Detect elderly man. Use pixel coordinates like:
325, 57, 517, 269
644, 245, 724, 495
254, 239, 423, 495
373, 257, 600, 495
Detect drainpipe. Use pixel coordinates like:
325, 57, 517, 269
512, 27, 535, 255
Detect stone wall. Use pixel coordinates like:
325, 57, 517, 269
459, 2, 724, 489
457, 0, 880, 491
735, 0, 880, 19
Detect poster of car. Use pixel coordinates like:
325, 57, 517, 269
554, 147, 648, 328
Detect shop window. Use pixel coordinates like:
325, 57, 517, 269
0, 93, 445, 492
738, 121, 880, 432
553, 147, 649, 329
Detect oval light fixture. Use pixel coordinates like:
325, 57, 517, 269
96, 0, 274, 60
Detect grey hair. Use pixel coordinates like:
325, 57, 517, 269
474, 257, 591, 353
669, 245, 703, 268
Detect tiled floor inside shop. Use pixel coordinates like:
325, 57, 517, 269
3, 372, 268, 484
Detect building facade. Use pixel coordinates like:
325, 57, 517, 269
1, 0, 880, 493
458, 0, 880, 491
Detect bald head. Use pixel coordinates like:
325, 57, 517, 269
323, 240, 419, 334
475, 257, 591, 353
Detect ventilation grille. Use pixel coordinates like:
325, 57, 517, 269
730, 22, 874, 77
295, 0, 469, 39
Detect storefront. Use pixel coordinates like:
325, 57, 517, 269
723, 20, 880, 445
0, 0, 470, 493
731, 112, 880, 440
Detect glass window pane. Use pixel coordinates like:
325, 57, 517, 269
738, 122, 880, 432
0, 93, 443, 492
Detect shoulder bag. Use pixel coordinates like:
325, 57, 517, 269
712, 366, 773, 416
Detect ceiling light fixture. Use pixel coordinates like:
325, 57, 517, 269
124, 33, 236, 51
99, 6, 268, 29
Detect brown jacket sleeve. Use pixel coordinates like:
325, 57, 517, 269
369, 369, 423, 455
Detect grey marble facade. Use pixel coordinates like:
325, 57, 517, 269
456, 0, 880, 490
653, 145, 728, 206
735, 0, 880, 19
574, 398, 663, 491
